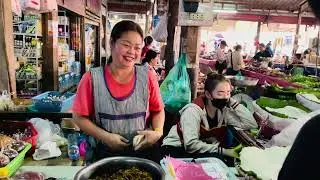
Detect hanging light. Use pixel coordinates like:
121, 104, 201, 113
213, 9, 238, 14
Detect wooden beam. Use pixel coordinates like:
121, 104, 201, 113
165, 0, 179, 75
108, 1, 152, 14
293, 7, 302, 55
181, 26, 200, 100
0, 0, 16, 96
218, 13, 317, 26
42, 11, 59, 91
255, 21, 261, 54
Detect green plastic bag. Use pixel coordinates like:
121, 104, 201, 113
160, 53, 191, 114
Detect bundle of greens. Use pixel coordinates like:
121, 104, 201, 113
266, 84, 320, 99
256, 97, 311, 118
289, 76, 320, 88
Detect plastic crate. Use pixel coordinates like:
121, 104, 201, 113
0, 143, 32, 177
32, 91, 76, 112
0, 121, 38, 152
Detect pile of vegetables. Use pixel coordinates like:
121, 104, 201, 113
289, 76, 320, 88
16, 64, 38, 79
92, 167, 152, 180
266, 84, 320, 99
256, 97, 311, 118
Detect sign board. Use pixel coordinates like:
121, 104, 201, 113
178, 0, 214, 26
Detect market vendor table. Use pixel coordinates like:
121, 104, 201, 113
0, 112, 72, 123
241, 69, 301, 88
23, 146, 85, 166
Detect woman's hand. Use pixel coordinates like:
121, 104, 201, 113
102, 132, 129, 152
134, 130, 163, 151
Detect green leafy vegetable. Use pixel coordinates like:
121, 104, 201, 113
256, 97, 311, 118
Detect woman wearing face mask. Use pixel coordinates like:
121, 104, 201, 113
72, 21, 165, 163
162, 73, 257, 158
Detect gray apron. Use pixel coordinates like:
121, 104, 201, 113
86, 64, 148, 163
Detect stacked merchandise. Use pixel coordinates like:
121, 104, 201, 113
13, 14, 43, 98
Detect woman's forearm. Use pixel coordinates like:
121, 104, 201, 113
150, 109, 165, 135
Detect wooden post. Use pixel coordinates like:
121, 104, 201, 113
293, 7, 302, 55
165, 0, 179, 75
42, 11, 59, 91
0, 0, 16, 96
181, 26, 200, 100
255, 21, 261, 53
145, 13, 150, 35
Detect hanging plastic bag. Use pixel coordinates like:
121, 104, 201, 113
21, 0, 40, 11
40, 0, 57, 13
11, 0, 22, 16
152, 14, 168, 42
160, 53, 191, 114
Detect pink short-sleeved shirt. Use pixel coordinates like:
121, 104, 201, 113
72, 66, 164, 119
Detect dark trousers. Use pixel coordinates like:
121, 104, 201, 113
278, 115, 320, 180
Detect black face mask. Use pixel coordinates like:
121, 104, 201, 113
211, 98, 229, 109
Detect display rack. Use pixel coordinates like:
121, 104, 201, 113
57, 9, 81, 93
13, 14, 43, 98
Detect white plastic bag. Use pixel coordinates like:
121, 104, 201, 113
28, 118, 65, 147
269, 109, 320, 147
252, 101, 294, 131
11, 0, 22, 16
40, 0, 57, 13
152, 14, 168, 42
296, 94, 320, 112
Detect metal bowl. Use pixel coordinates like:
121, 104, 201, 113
74, 156, 165, 180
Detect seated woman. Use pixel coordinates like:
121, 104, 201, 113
162, 73, 258, 159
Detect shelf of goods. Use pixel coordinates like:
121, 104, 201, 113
57, 10, 81, 93
13, 14, 43, 98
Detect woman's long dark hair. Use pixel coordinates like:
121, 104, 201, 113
107, 20, 144, 65
141, 50, 158, 64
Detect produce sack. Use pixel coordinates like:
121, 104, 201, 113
269, 109, 320, 147
40, 0, 57, 13
252, 101, 294, 131
152, 14, 168, 42
160, 53, 191, 114
240, 146, 291, 180
11, 0, 22, 16
296, 94, 320, 112
22, 0, 41, 11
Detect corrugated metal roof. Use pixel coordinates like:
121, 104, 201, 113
215, 0, 307, 11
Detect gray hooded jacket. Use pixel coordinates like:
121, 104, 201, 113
162, 98, 258, 154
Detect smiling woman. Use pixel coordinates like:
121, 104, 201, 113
72, 20, 165, 164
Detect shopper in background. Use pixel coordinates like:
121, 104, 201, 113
252, 43, 272, 62
162, 73, 257, 160
142, 49, 161, 80
141, 36, 153, 58
72, 20, 165, 163
266, 41, 274, 57
226, 45, 245, 75
278, 0, 320, 179
215, 40, 228, 74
